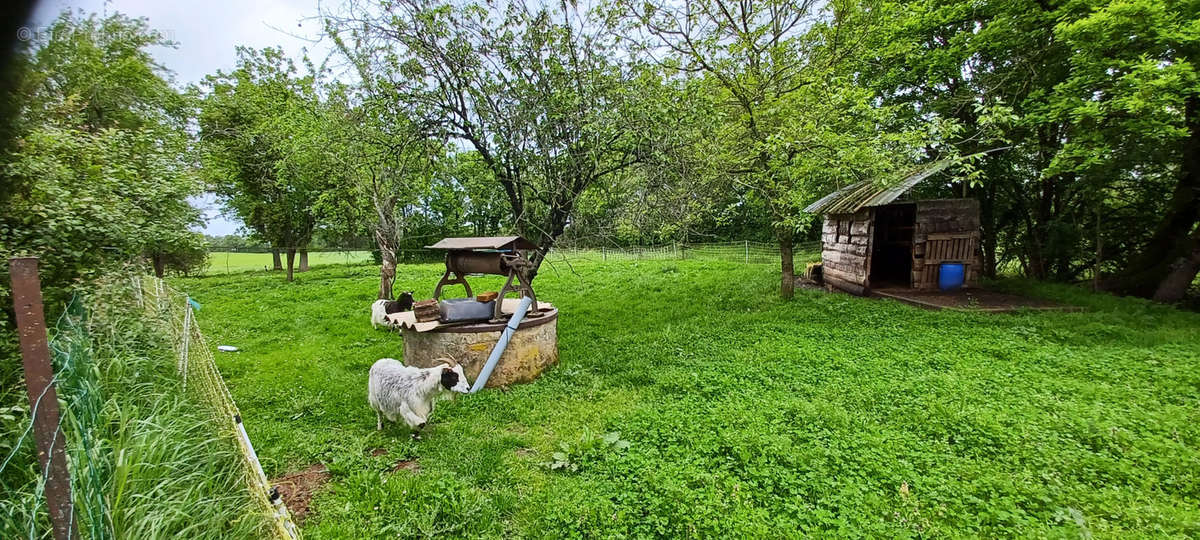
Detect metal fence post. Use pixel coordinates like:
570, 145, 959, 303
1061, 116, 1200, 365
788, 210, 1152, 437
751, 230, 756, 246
745, 240, 749, 263
9, 257, 77, 540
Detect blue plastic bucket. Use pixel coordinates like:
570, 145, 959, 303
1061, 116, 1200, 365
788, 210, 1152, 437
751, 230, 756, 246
938, 263, 965, 291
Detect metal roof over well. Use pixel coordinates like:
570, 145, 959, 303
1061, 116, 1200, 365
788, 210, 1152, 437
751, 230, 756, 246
426, 236, 538, 250
803, 160, 953, 215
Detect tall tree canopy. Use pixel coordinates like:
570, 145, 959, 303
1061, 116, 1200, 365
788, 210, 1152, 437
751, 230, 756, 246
324, 0, 664, 275
619, 0, 948, 298
1, 11, 204, 288
198, 47, 329, 281
865, 0, 1200, 300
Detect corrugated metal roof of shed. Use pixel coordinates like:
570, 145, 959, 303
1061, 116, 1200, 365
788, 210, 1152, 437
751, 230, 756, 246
426, 236, 537, 250
803, 160, 952, 214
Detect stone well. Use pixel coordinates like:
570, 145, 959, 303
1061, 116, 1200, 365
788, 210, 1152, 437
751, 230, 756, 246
400, 308, 558, 388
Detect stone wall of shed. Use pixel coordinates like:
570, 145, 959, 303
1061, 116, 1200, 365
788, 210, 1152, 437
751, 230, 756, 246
820, 209, 873, 295
912, 199, 982, 289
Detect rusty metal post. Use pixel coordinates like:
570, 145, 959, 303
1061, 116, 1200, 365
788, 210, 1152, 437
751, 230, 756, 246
9, 257, 77, 540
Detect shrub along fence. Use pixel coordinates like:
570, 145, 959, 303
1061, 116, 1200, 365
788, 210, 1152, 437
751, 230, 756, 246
0, 269, 295, 539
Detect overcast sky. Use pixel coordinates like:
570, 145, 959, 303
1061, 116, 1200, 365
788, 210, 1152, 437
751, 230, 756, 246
29, 0, 334, 236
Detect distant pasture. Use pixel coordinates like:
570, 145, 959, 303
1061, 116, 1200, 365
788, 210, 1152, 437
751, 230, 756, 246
203, 251, 373, 275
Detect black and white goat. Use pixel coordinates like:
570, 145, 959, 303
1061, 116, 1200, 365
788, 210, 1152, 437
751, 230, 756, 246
369, 291, 415, 329
390, 291, 415, 313
369, 300, 392, 329
367, 358, 469, 438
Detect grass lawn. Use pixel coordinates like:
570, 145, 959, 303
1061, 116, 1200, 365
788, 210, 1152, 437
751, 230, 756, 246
202, 251, 372, 274
174, 259, 1200, 538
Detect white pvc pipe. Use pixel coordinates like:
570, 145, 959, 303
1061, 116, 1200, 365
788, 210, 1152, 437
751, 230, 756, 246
470, 296, 534, 393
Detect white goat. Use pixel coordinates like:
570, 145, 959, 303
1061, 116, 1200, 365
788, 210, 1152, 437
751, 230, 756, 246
367, 358, 469, 438
370, 299, 391, 329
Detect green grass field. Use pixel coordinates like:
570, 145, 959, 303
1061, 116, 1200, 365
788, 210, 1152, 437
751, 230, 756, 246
202, 251, 373, 274
174, 260, 1200, 538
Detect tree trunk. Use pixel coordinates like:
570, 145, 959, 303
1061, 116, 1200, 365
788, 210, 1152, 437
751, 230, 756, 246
374, 206, 399, 300
272, 248, 283, 271
152, 254, 165, 278
525, 196, 577, 281
779, 231, 795, 300
978, 181, 998, 278
1106, 95, 1200, 298
1152, 230, 1200, 303
286, 249, 296, 282
379, 255, 396, 301
299, 249, 309, 272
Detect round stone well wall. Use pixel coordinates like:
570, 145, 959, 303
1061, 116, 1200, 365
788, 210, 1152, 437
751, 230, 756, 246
401, 310, 558, 389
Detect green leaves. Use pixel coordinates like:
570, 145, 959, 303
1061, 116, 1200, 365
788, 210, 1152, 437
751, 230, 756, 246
197, 47, 332, 263
326, 1, 656, 259
544, 428, 632, 473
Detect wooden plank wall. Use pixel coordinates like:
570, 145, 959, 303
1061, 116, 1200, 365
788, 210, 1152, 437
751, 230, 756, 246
910, 199, 982, 289
821, 209, 873, 294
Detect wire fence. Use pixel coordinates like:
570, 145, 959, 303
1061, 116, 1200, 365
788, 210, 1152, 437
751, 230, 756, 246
201, 241, 822, 275
135, 275, 299, 539
0, 274, 296, 539
546, 240, 822, 265
0, 294, 91, 539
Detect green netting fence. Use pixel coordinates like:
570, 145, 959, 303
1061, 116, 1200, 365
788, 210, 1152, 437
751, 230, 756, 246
0, 274, 297, 538
135, 275, 299, 539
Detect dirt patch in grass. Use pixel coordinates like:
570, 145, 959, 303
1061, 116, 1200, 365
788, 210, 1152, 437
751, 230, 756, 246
873, 287, 1077, 312
367, 447, 388, 457
794, 277, 827, 291
271, 464, 330, 524
393, 459, 421, 473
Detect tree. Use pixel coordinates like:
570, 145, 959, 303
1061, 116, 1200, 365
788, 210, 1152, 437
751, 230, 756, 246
1, 11, 205, 391
325, 0, 661, 277
1, 11, 203, 287
1048, 0, 1200, 301
445, 152, 509, 238
198, 47, 327, 282
868, 0, 1200, 302
312, 80, 438, 300
621, 0, 934, 298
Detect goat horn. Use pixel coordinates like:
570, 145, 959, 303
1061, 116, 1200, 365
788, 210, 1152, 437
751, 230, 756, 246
436, 356, 457, 367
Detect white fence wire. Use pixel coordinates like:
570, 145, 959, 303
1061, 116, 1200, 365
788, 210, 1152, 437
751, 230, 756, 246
202, 241, 822, 276
135, 275, 299, 539
546, 240, 821, 265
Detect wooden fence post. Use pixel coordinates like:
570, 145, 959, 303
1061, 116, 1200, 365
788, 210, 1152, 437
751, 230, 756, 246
9, 257, 77, 540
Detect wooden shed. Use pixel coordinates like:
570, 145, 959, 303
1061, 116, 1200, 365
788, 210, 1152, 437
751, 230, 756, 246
804, 162, 982, 296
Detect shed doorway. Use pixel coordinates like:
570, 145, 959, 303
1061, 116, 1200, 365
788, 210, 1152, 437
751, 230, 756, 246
869, 203, 916, 288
